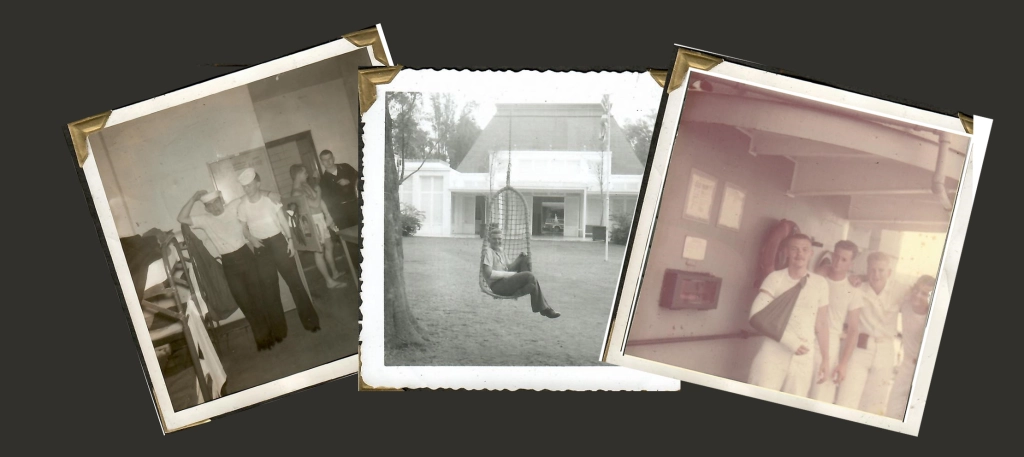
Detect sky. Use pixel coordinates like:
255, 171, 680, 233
464, 81, 662, 128
394, 71, 664, 132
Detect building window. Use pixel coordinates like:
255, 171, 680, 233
420, 175, 444, 228
400, 181, 412, 206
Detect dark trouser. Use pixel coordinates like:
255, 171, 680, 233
255, 233, 320, 333
221, 246, 273, 347
490, 269, 551, 313
329, 199, 359, 231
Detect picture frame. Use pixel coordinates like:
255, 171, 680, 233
717, 182, 745, 231
65, 24, 392, 433
600, 46, 992, 437
358, 67, 680, 392
682, 168, 717, 223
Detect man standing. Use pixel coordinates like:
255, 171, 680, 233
885, 275, 935, 419
237, 168, 321, 335
177, 190, 276, 351
747, 234, 831, 396
808, 240, 864, 403
318, 149, 360, 231
834, 252, 910, 414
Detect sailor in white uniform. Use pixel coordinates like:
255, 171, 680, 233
747, 233, 831, 397
885, 275, 935, 420
808, 240, 864, 404
834, 251, 911, 415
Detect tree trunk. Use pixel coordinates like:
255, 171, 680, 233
384, 98, 428, 348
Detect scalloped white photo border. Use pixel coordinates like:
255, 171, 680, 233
359, 69, 681, 391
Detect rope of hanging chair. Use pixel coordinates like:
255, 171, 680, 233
479, 185, 531, 301
477, 116, 533, 301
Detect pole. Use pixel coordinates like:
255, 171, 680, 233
604, 190, 610, 261
602, 95, 612, 262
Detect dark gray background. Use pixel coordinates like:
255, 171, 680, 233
27, 1, 1014, 451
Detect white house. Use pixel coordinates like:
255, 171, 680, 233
399, 103, 647, 238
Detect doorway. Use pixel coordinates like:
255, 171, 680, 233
475, 195, 487, 236
532, 196, 565, 236
265, 131, 319, 193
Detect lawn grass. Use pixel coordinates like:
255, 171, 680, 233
386, 236, 626, 366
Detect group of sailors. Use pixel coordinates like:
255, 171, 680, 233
748, 234, 934, 420
177, 150, 358, 351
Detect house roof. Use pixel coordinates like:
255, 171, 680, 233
454, 103, 646, 175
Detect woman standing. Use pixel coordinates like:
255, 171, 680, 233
236, 168, 321, 335
289, 164, 345, 289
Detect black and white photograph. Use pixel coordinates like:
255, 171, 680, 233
601, 49, 992, 435
361, 69, 680, 390
69, 26, 391, 432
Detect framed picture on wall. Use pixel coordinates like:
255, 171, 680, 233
682, 168, 717, 223
717, 182, 745, 230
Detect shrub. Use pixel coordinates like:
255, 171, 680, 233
401, 203, 426, 236
609, 212, 633, 245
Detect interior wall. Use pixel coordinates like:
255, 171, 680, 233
94, 87, 266, 236
91, 133, 134, 235
249, 51, 367, 170
624, 122, 849, 382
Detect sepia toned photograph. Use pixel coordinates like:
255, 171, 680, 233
601, 50, 992, 436
70, 26, 391, 433
360, 69, 680, 390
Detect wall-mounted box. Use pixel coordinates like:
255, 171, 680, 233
659, 269, 722, 310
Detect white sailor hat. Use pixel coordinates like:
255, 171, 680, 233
199, 191, 222, 203
237, 168, 257, 185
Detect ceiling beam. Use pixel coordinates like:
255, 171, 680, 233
682, 92, 966, 180
787, 157, 937, 197
847, 194, 953, 224
746, 130, 877, 159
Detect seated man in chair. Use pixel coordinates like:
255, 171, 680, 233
482, 228, 560, 319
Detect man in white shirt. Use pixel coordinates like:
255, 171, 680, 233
482, 228, 560, 318
177, 190, 276, 351
808, 240, 864, 404
237, 168, 320, 335
885, 275, 935, 420
747, 233, 831, 397
834, 251, 911, 415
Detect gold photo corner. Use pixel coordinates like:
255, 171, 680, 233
358, 66, 404, 117
648, 69, 668, 88
68, 111, 111, 167
958, 112, 974, 134
343, 27, 391, 67
667, 48, 723, 94
357, 345, 404, 391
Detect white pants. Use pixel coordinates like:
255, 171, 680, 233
834, 335, 896, 415
808, 333, 841, 403
748, 337, 814, 397
885, 358, 917, 420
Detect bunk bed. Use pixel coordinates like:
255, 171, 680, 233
127, 229, 247, 408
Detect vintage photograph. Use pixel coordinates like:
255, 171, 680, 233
71, 27, 390, 432
361, 69, 680, 390
601, 51, 992, 435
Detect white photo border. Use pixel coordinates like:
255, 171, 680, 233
600, 58, 991, 435
359, 68, 681, 391
78, 24, 391, 433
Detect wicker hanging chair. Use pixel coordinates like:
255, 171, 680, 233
479, 185, 532, 300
